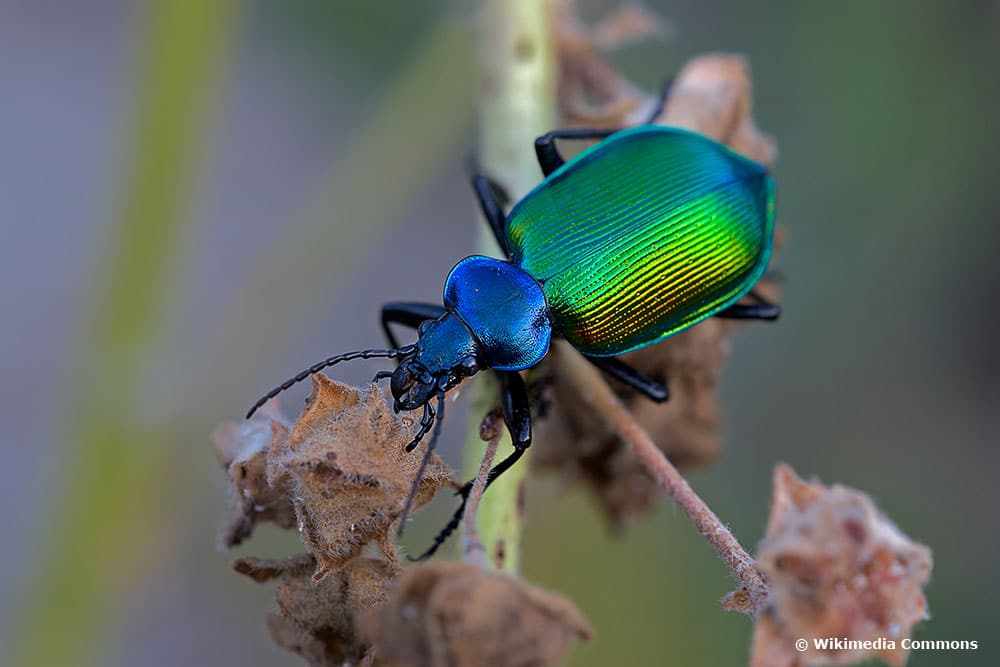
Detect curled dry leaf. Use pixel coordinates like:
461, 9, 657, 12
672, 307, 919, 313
363, 561, 592, 667
213, 399, 296, 546
268, 375, 455, 581
748, 465, 932, 667
234, 553, 401, 667
534, 2, 784, 528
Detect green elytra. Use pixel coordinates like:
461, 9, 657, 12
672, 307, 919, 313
506, 125, 776, 356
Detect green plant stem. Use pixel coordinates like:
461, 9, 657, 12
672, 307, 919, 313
10, 2, 239, 665
462, 0, 556, 574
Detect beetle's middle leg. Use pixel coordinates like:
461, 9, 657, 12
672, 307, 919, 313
471, 174, 514, 259
534, 128, 619, 176
585, 355, 670, 403
410, 370, 532, 561
380, 302, 446, 349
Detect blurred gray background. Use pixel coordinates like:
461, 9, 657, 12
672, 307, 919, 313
1, 1, 997, 665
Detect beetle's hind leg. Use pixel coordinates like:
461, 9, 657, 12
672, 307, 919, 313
380, 302, 446, 349
409, 370, 532, 561
471, 174, 514, 259
585, 355, 670, 403
715, 290, 781, 321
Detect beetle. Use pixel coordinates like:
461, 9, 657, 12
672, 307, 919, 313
247, 100, 780, 559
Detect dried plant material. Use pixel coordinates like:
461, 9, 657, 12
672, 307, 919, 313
748, 465, 932, 667
213, 400, 296, 546
589, 3, 671, 52
551, 0, 649, 126
463, 412, 502, 567
268, 375, 455, 580
534, 3, 785, 528
533, 318, 731, 525
722, 586, 755, 615
364, 561, 591, 667
234, 553, 400, 667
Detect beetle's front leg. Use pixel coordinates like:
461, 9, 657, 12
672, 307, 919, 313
408, 370, 532, 561
471, 174, 514, 259
464, 371, 532, 490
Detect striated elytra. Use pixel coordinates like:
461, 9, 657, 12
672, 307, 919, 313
248, 104, 780, 560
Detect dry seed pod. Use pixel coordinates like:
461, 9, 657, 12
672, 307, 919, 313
268, 375, 454, 580
213, 400, 296, 546
234, 553, 400, 667
748, 465, 932, 667
364, 561, 592, 667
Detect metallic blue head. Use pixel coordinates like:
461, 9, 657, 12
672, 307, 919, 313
390, 255, 552, 411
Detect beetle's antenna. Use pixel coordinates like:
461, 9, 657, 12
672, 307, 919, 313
397, 392, 446, 538
245, 345, 415, 419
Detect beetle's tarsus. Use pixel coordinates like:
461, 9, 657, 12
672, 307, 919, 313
643, 77, 675, 124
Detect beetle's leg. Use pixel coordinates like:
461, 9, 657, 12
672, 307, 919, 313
642, 77, 675, 124
380, 302, 446, 349
534, 128, 618, 176
715, 290, 781, 321
398, 392, 447, 536
471, 174, 514, 259
403, 400, 436, 453
533, 79, 674, 177
585, 355, 670, 403
408, 370, 532, 561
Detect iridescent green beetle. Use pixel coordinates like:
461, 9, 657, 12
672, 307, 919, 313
510, 124, 776, 357
248, 117, 779, 559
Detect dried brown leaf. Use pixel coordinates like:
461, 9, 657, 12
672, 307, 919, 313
748, 465, 932, 667
234, 553, 400, 667
213, 400, 296, 546
269, 375, 455, 580
590, 3, 671, 52
364, 561, 591, 667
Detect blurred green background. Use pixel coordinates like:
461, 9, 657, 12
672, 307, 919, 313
1, 1, 997, 665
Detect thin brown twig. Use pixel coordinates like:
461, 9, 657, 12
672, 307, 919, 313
463, 413, 502, 568
554, 342, 769, 612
